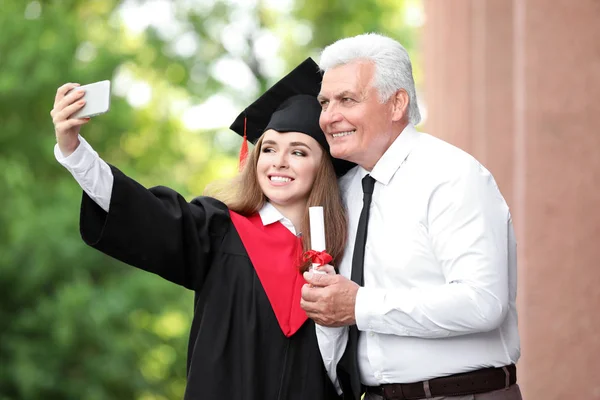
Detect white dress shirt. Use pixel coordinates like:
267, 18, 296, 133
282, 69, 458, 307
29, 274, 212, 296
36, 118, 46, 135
54, 136, 299, 233
317, 124, 520, 391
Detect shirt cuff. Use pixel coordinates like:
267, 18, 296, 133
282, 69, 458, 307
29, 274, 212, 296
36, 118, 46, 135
315, 324, 347, 395
54, 135, 97, 173
355, 286, 386, 332
315, 324, 346, 360
315, 324, 346, 339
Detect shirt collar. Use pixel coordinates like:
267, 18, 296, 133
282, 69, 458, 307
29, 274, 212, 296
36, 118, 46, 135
368, 123, 420, 185
258, 202, 298, 235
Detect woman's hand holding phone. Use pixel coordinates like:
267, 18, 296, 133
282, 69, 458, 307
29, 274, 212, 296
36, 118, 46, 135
51, 83, 90, 157
50, 80, 110, 157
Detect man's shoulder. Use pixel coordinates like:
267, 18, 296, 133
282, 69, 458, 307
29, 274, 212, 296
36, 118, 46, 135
415, 132, 483, 173
418, 132, 470, 158
414, 133, 503, 200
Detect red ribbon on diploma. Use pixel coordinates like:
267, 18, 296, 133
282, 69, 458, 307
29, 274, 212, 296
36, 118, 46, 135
302, 250, 333, 266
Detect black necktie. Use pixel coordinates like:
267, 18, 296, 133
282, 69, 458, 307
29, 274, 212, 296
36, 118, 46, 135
337, 174, 376, 400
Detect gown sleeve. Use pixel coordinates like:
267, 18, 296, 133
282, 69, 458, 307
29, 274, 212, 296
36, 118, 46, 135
80, 164, 230, 290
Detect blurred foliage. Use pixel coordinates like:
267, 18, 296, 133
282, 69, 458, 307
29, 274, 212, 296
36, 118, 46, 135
0, 0, 420, 398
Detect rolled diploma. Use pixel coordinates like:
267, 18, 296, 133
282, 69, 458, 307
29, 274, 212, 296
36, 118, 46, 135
309, 206, 326, 273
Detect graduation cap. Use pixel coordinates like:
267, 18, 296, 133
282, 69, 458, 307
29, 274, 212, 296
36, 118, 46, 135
229, 57, 355, 177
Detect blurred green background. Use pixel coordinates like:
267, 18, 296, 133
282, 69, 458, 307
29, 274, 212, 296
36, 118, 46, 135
0, 0, 421, 398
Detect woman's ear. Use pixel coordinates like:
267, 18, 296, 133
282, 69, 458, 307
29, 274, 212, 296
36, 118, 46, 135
391, 89, 410, 122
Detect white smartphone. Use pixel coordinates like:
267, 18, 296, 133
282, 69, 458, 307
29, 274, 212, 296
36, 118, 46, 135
70, 80, 111, 118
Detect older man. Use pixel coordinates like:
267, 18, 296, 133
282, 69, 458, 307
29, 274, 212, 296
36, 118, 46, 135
301, 33, 521, 400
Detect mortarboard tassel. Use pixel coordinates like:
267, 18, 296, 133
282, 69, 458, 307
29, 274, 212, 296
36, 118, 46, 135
238, 116, 249, 171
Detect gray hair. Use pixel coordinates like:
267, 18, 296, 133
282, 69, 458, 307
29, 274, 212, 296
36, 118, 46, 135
319, 33, 421, 125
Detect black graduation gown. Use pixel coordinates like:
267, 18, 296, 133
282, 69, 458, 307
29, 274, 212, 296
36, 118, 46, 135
79, 165, 340, 400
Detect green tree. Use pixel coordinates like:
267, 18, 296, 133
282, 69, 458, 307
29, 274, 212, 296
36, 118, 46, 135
0, 0, 420, 398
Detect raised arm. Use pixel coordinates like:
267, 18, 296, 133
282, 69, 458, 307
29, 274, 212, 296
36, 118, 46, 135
50, 83, 230, 290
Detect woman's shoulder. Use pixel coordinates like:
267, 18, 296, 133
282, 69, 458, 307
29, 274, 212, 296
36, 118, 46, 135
188, 195, 233, 226
190, 195, 230, 212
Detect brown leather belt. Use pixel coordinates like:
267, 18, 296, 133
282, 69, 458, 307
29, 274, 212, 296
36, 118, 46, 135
364, 364, 516, 400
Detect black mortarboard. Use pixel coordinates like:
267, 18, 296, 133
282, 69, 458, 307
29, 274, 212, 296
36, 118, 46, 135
229, 57, 355, 177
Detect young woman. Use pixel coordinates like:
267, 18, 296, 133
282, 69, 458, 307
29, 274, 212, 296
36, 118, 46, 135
50, 59, 353, 399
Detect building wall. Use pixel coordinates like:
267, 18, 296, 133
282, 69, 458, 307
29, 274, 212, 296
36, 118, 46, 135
422, 1, 600, 398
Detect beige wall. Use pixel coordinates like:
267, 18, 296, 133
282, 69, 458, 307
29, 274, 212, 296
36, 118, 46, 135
422, 0, 600, 398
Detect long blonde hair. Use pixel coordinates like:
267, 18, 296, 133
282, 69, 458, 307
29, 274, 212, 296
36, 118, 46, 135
206, 133, 348, 272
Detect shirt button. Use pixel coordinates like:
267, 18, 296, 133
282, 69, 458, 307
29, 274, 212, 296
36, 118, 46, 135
375, 372, 382, 380
369, 332, 375, 337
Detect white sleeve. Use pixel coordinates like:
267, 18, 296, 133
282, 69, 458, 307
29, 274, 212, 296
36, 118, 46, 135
355, 161, 510, 338
316, 324, 348, 395
54, 135, 114, 212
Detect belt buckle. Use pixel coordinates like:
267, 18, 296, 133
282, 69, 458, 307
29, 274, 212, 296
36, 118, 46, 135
382, 385, 406, 400
383, 381, 433, 400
